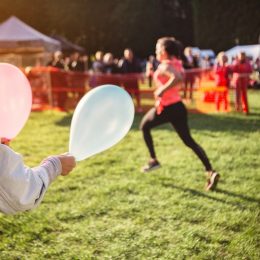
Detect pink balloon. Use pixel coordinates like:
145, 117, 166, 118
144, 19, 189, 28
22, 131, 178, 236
0, 63, 32, 139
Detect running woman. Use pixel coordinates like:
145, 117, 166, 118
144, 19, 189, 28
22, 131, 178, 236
140, 37, 219, 191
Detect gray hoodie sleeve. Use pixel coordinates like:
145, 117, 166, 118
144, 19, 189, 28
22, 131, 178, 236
0, 144, 62, 215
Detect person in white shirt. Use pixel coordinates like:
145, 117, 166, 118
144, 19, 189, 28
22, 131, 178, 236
0, 140, 76, 215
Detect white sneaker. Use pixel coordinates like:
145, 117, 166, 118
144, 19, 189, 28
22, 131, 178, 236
141, 160, 161, 173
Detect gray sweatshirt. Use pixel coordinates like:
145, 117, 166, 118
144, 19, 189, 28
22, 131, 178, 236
0, 144, 62, 214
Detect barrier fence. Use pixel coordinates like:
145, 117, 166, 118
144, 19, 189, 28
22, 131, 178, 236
25, 67, 252, 113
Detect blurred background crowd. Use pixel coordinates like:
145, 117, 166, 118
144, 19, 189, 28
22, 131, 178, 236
46, 47, 260, 89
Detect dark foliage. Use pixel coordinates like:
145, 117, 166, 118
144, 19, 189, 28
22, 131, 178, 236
0, 0, 259, 57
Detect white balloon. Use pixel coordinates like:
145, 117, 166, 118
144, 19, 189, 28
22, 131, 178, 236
69, 85, 135, 161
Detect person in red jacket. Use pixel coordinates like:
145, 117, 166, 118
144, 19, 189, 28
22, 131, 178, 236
214, 52, 232, 111
232, 52, 253, 114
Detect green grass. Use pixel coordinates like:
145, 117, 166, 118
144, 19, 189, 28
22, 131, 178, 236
1, 90, 260, 259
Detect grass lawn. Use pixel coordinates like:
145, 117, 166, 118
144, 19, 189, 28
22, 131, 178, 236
0, 90, 259, 259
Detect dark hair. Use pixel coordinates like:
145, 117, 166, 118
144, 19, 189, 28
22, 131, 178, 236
157, 37, 183, 59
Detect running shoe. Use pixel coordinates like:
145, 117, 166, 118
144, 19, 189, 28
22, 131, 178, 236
205, 171, 220, 191
141, 159, 161, 173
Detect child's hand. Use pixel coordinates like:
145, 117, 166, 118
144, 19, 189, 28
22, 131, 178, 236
57, 154, 76, 176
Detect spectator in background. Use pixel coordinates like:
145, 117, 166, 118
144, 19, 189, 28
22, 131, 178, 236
183, 47, 199, 100
103, 52, 119, 74
80, 54, 89, 72
214, 52, 232, 112
201, 55, 214, 69
252, 57, 260, 89
231, 52, 253, 114
118, 48, 143, 112
47, 51, 66, 70
68, 52, 85, 72
118, 48, 142, 74
92, 51, 105, 73
63, 56, 71, 71
146, 55, 159, 88
254, 57, 260, 73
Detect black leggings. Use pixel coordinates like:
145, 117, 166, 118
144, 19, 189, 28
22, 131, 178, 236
140, 102, 212, 171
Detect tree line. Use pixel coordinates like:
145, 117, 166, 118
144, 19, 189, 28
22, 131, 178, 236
0, 0, 259, 57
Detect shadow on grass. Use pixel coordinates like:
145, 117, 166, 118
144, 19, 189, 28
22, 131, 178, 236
55, 108, 260, 134
161, 182, 259, 210
217, 188, 260, 204
55, 114, 73, 127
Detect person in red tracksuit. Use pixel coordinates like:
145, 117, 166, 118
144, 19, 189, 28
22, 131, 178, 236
232, 52, 252, 114
214, 52, 232, 111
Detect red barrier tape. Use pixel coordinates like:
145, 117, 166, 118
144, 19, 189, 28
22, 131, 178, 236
25, 67, 252, 112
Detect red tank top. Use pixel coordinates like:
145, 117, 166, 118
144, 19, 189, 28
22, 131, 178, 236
153, 58, 183, 114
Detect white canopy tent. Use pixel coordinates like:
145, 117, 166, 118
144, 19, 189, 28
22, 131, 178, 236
0, 16, 61, 66
0, 16, 60, 53
200, 49, 215, 58
225, 45, 260, 62
52, 35, 85, 53
191, 47, 215, 58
